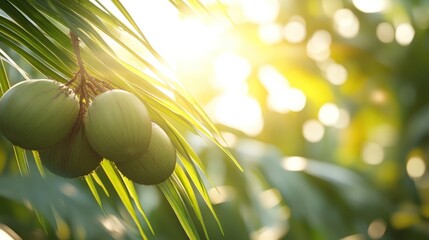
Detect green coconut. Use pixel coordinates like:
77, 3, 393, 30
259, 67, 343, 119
84, 89, 152, 162
0, 79, 79, 150
116, 123, 176, 185
39, 125, 102, 178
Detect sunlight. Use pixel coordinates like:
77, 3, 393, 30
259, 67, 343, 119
267, 94, 290, 113
213, 52, 252, 92
333, 8, 359, 38
258, 64, 290, 94
118, 0, 226, 67
207, 93, 264, 136
267, 88, 306, 113
258, 23, 283, 44
258, 65, 306, 113
352, 0, 389, 13
242, 0, 280, 24
120, 0, 179, 64
302, 120, 325, 143
175, 17, 224, 60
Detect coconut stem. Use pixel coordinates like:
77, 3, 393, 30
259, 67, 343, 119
70, 32, 86, 74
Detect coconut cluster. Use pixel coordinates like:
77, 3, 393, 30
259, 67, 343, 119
0, 79, 176, 185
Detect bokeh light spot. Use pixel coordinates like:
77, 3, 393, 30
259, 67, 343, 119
406, 156, 426, 178
283, 16, 306, 43
100, 215, 125, 238
395, 23, 415, 46
362, 142, 384, 165
282, 156, 308, 171
352, 0, 389, 13
377, 22, 395, 43
303, 120, 325, 142
371, 89, 387, 104
286, 88, 306, 112
208, 186, 235, 205
367, 219, 387, 239
333, 8, 359, 38
324, 62, 348, 85
307, 30, 331, 61
334, 108, 351, 129
258, 64, 290, 94
259, 188, 282, 209
318, 103, 340, 126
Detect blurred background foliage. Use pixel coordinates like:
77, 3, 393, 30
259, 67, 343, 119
1, 0, 429, 239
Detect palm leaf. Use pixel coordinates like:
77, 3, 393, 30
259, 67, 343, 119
100, 160, 148, 239
159, 179, 200, 240
0, 0, 239, 239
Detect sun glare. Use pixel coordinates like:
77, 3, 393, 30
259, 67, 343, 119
242, 0, 280, 24
207, 93, 264, 136
213, 52, 252, 92
258, 23, 283, 44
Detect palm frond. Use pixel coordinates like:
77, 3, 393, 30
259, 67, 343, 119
0, 0, 239, 239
